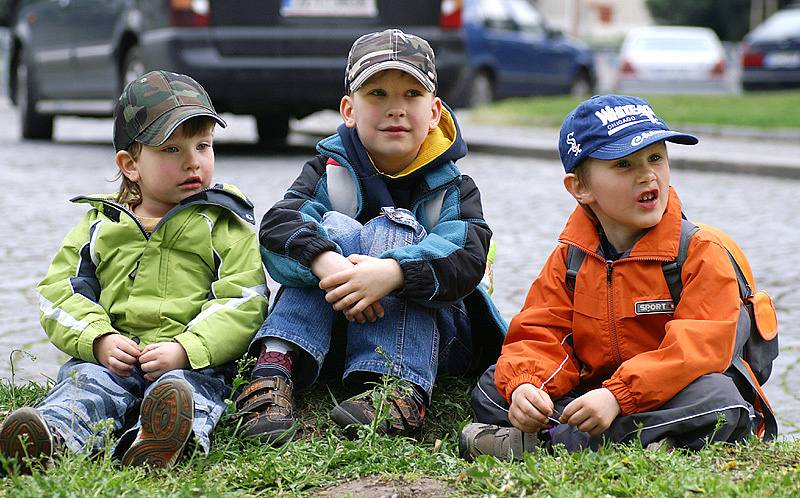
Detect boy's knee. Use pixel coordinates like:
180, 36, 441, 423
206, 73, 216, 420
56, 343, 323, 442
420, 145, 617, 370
688, 373, 753, 442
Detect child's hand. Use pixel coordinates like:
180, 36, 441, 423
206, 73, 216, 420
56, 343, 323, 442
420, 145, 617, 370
313, 251, 384, 323
139, 342, 190, 382
311, 250, 354, 281
320, 255, 402, 323
509, 383, 554, 433
93, 333, 142, 378
561, 388, 621, 436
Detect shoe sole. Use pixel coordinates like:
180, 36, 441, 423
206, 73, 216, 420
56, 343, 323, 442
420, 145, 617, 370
330, 402, 392, 437
122, 378, 194, 469
458, 423, 480, 462
244, 423, 297, 446
0, 407, 52, 473
330, 403, 365, 431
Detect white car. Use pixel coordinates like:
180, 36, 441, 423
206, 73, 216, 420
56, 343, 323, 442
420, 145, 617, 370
614, 26, 737, 94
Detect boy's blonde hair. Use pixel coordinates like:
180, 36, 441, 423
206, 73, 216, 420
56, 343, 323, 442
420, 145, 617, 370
115, 116, 216, 205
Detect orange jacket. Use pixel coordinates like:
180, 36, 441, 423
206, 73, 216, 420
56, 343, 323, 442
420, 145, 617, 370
495, 188, 741, 415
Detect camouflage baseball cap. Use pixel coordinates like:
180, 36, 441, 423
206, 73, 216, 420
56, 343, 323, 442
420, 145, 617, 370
113, 70, 226, 152
345, 29, 437, 94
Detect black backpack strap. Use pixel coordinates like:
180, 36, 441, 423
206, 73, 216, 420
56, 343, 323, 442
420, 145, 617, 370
662, 219, 699, 305
565, 245, 587, 294
730, 356, 779, 441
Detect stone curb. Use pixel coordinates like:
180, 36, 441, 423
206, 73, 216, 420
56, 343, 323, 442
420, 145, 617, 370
463, 141, 800, 180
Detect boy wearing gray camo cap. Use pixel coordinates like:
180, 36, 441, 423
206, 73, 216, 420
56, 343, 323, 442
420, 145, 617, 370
234, 29, 505, 445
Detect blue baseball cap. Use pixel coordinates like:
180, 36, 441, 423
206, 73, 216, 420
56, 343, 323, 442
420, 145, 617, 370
558, 95, 698, 173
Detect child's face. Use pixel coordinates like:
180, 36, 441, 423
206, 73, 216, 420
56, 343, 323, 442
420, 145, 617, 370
118, 124, 215, 217
340, 69, 442, 175
566, 141, 670, 250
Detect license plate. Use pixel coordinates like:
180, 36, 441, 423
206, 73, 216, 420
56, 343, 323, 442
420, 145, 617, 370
764, 51, 800, 68
280, 0, 377, 17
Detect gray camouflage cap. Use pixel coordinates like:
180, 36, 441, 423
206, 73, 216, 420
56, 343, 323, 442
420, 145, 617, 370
113, 70, 226, 152
345, 29, 437, 94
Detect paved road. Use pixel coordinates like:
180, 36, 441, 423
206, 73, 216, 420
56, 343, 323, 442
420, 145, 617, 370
0, 110, 797, 439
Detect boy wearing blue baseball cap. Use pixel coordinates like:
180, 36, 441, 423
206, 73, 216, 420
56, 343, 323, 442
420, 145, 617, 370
459, 95, 759, 460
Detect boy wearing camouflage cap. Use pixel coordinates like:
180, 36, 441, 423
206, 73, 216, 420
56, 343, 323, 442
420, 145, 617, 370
234, 29, 505, 443
0, 71, 268, 471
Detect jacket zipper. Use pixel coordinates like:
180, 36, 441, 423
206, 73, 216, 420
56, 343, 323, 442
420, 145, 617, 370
606, 261, 622, 366
566, 244, 675, 368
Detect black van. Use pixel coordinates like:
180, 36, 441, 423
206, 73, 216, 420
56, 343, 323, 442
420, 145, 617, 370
0, 0, 468, 143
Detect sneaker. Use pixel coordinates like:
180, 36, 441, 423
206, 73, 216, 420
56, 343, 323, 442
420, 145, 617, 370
330, 388, 425, 437
122, 378, 194, 469
459, 423, 541, 462
233, 376, 296, 445
0, 407, 54, 473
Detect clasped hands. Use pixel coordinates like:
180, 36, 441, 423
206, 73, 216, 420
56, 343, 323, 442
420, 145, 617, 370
93, 333, 189, 381
509, 383, 621, 437
313, 251, 403, 324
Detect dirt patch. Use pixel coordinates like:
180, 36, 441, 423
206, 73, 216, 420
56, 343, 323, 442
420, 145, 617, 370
314, 476, 452, 498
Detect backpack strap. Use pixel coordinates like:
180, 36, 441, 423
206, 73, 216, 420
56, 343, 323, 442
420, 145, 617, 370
565, 245, 587, 293
730, 356, 779, 440
662, 218, 699, 305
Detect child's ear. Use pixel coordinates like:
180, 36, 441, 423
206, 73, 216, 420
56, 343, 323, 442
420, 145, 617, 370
116, 150, 139, 182
340, 95, 356, 129
428, 96, 443, 131
563, 173, 593, 205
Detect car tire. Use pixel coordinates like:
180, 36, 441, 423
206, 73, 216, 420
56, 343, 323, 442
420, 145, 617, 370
255, 113, 290, 147
467, 71, 493, 108
16, 49, 53, 140
570, 69, 594, 97
120, 46, 146, 94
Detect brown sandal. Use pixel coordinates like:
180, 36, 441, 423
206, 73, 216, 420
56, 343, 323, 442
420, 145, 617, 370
233, 376, 296, 445
330, 388, 425, 437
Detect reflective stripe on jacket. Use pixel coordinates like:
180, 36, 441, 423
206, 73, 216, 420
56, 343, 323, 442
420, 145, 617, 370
494, 188, 741, 415
36, 184, 269, 370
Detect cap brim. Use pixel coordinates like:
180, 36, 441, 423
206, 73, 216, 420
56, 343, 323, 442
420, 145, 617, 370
349, 61, 435, 93
590, 130, 698, 160
136, 106, 227, 147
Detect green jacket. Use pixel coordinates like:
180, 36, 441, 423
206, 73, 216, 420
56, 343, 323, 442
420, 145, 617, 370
36, 184, 269, 370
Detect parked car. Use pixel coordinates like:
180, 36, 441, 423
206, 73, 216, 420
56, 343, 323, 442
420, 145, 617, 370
461, 0, 596, 106
614, 26, 735, 94
741, 6, 800, 91
0, 0, 594, 143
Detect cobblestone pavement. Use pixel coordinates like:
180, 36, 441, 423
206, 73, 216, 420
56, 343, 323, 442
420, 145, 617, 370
0, 112, 797, 439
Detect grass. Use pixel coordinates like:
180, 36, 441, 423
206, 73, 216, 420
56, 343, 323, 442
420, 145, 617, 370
0, 372, 798, 497
468, 90, 800, 130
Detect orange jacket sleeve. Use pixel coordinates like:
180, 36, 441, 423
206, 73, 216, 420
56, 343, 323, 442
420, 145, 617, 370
603, 233, 740, 414
494, 244, 581, 401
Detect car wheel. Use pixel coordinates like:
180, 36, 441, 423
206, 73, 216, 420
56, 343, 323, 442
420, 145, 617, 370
16, 49, 54, 140
255, 113, 290, 147
467, 71, 493, 108
570, 69, 593, 97
120, 46, 146, 94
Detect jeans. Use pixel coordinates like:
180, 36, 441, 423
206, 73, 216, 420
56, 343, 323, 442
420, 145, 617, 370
252, 208, 472, 397
36, 358, 233, 456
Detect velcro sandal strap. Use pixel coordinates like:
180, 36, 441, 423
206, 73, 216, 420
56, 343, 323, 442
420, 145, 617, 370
234, 376, 292, 416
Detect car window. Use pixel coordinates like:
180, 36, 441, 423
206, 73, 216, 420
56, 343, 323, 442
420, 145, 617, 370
506, 0, 545, 35
477, 0, 515, 31
751, 9, 800, 39
630, 35, 716, 52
